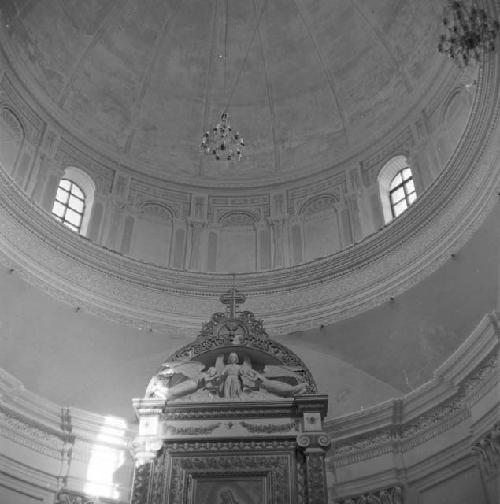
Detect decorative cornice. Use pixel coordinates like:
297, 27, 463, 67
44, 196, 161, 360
328, 341, 498, 466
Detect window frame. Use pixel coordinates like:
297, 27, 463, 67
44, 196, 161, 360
389, 168, 417, 218
52, 179, 86, 233
52, 167, 96, 236
378, 155, 417, 224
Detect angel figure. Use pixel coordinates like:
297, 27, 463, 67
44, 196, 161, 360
223, 352, 243, 399
258, 364, 308, 396
145, 360, 206, 401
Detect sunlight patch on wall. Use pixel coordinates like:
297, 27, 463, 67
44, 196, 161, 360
84, 416, 127, 499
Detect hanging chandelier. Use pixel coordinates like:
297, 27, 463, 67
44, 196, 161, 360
200, 112, 245, 161
200, 0, 269, 162
438, 0, 499, 66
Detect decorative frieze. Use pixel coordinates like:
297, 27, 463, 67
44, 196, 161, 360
0, 406, 67, 459
336, 485, 404, 504
165, 439, 297, 453
240, 420, 297, 434
165, 422, 220, 436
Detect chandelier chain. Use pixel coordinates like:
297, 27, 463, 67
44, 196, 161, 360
200, 0, 269, 161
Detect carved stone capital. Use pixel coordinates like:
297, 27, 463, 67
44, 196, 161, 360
130, 435, 163, 467
297, 432, 331, 451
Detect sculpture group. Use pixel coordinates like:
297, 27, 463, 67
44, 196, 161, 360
146, 352, 307, 402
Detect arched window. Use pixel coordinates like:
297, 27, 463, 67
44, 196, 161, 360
378, 155, 417, 224
51, 167, 96, 236
52, 178, 85, 232
389, 167, 416, 218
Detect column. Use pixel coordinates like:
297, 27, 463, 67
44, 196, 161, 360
344, 193, 363, 243
188, 221, 204, 271
40, 164, 64, 212
130, 401, 164, 504
296, 396, 330, 504
101, 197, 127, 251
170, 218, 187, 269
297, 432, 331, 504
270, 218, 290, 268
256, 220, 271, 271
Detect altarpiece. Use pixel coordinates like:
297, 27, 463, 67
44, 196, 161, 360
130, 289, 330, 504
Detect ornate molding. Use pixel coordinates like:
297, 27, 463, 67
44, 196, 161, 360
166, 305, 317, 395
167, 453, 291, 504
240, 420, 297, 434
166, 422, 220, 436
166, 439, 297, 453
330, 346, 498, 466
336, 485, 404, 504
162, 406, 295, 421
0, 405, 67, 459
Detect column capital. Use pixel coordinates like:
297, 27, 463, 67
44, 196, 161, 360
130, 435, 163, 467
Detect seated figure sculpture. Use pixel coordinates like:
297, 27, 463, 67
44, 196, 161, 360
145, 352, 307, 402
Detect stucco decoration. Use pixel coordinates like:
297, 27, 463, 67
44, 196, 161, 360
336, 486, 404, 504
146, 288, 316, 401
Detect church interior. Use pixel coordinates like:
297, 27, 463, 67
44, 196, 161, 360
0, 0, 498, 503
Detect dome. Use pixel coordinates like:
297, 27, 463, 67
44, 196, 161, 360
3, 0, 445, 185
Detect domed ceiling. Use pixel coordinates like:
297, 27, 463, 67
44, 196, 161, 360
1, 0, 443, 185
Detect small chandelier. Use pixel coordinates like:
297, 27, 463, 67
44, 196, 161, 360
438, 0, 500, 66
201, 112, 245, 161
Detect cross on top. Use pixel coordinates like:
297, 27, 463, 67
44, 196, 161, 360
219, 275, 246, 319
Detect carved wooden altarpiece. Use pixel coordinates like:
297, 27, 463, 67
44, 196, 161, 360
130, 289, 330, 504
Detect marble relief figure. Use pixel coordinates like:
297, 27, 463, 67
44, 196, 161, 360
145, 352, 307, 402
